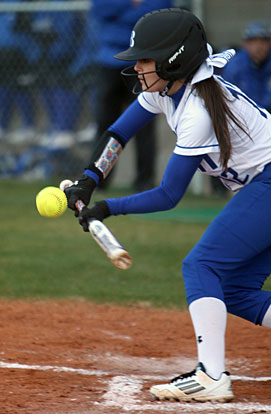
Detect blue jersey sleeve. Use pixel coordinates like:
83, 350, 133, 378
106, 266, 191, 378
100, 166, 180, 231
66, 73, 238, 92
105, 153, 203, 215
109, 99, 156, 144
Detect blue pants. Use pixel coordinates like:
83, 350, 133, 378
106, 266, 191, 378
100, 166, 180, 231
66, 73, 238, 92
182, 164, 271, 325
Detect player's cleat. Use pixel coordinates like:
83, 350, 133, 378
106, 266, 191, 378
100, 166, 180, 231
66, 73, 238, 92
150, 362, 234, 403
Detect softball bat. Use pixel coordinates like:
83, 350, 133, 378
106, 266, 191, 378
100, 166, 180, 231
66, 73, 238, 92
60, 179, 133, 270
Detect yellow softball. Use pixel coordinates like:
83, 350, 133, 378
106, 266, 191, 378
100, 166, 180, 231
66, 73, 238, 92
36, 186, 67, 218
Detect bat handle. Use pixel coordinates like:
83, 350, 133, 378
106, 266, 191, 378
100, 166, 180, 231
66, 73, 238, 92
75, 199, 85, 212
62, 182, 93, 231
75, 199, 97, 234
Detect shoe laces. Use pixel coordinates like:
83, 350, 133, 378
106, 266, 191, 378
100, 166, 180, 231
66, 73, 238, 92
170, 368, 196, 383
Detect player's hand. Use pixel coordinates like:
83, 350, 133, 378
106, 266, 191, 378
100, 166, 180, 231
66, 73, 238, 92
64, 173, 96, 210
78, 201, 111, 232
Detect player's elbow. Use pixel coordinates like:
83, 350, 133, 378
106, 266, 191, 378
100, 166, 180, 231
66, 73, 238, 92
167, 197, 180, 210
159, 186, 181, 210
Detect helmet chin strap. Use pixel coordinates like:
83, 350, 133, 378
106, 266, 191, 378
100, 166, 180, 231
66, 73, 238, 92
138, 72, 174, 96
159, 80, 174, 97
121, 65, 174, 96
136, 73, 161, 94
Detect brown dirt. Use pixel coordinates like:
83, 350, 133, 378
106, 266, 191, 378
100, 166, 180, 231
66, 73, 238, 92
0, 300, 270, 414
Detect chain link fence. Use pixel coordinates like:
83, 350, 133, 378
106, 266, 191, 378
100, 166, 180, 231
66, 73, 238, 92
0, 0, 99, 181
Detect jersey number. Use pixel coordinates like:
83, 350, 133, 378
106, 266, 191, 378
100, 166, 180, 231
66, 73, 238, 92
201, 154, 249, 187
200, 77, 267, 186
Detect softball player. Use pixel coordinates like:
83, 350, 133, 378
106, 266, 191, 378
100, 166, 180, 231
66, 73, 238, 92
65, 9, 271, 402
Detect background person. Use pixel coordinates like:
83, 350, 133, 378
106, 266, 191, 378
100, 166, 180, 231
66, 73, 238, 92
64, 8, 271, 403
68, 6, 100, 145
86, 0, 172, 192
223, 21, 271, 112
30, 0, 82, 150
0, 0, 38, 144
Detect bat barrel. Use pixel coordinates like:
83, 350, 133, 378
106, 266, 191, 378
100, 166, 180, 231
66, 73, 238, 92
59, 179, 133, 270
89, 220, 133, 270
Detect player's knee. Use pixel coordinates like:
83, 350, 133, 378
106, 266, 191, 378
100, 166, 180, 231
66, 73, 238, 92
182, 251, 197, 283
182, 253, 198, 302
182, 252, 224, 305
182, 249, 212, 283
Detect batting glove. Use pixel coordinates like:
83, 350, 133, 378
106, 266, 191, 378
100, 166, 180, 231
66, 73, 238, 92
78, 201, 111, 232
64, 173, 96, 210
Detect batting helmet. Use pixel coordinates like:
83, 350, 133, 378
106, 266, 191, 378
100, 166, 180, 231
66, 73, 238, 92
115, 8, 209, 81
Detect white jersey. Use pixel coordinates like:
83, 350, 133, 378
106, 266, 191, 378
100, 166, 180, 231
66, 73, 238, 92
138, 75, 271, 191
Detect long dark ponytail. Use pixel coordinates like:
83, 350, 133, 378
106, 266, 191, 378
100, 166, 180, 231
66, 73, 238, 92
193, 77, 248, 171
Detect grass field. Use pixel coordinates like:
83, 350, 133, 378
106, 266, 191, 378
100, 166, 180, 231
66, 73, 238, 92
1, 178, 270, 308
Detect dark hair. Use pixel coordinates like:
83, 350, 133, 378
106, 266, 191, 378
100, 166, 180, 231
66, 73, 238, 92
193, 77, 248, 170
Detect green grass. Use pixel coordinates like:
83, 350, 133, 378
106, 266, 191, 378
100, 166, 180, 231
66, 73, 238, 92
0, 178, 270, 308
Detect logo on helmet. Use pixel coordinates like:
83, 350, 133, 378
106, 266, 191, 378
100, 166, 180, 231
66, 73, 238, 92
168, 45, 185, 64
130, 30, 136, 47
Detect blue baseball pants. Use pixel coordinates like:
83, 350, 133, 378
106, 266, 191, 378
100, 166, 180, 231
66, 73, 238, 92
182, 163, 271, 325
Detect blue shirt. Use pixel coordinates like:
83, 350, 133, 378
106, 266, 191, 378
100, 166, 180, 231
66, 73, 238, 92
222, 48, 271, 111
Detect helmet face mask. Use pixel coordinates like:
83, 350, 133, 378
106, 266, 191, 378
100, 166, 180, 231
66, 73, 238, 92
115, 8, 209, 92
121, 64, 164, 95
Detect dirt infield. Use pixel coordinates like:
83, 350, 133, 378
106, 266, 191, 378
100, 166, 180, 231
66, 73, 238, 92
0, 300, 270, 414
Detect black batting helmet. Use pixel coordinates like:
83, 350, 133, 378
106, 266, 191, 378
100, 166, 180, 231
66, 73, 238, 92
115, 8, 209, 81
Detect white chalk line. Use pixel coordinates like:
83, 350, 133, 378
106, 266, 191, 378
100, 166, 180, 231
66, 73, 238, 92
0, 361, 271, 382
0, 361, 106, 377
0, 360, 271, 382
1, 361, 271, 413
